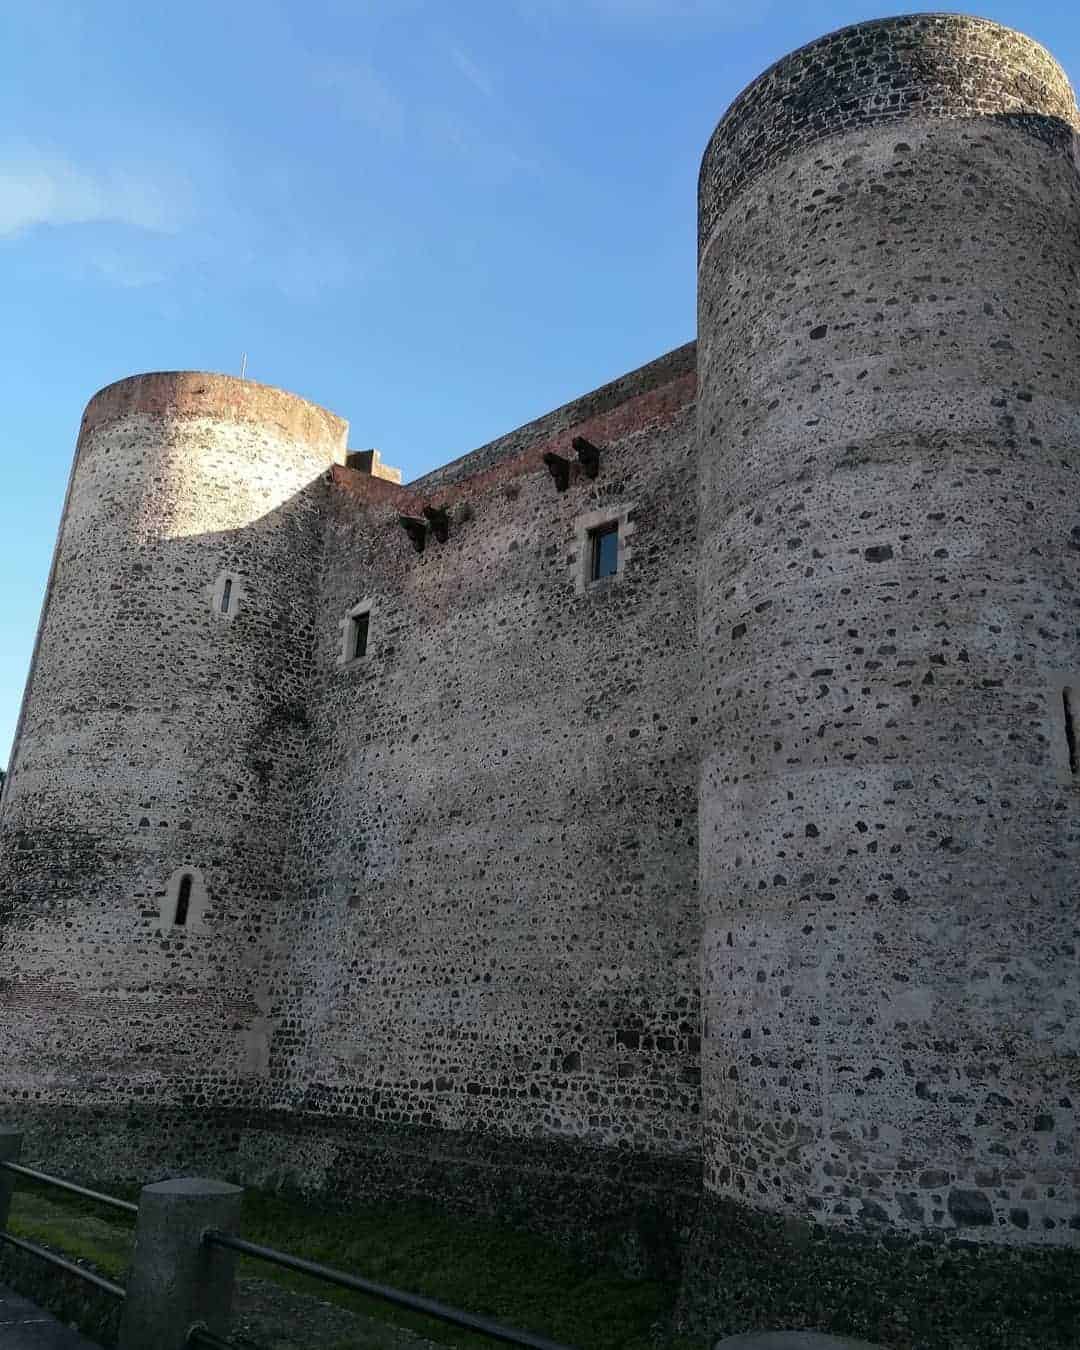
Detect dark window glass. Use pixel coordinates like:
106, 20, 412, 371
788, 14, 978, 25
175, 874, 192, 926
590, 522, 619, 581
220, 578, 233, 614
353, 612, 370, 659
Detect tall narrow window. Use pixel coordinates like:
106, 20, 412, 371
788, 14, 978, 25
589, 521, 619, 581
174, 873, 192, 927
352, 611, 370, 660
212, 572, 241, 619
1064, 687, 1078, 777
339, 601, 375, 667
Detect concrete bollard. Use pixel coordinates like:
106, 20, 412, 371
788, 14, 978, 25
118, 1177, 244, 1350
0, 1128, 23, 1231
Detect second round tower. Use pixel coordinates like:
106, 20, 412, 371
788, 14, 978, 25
697, 14, 1080, 1241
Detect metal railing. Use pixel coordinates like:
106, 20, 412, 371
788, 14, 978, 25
202, 1229, 575, 1350
187, 1329, 232, 1350
0, 1154, 132, 1303
0, 1131, 578, 1350
0, 1229, 127, 1301
2, 1159, 138, 1216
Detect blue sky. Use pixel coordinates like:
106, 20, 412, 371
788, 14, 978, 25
2, 0, 1079, 765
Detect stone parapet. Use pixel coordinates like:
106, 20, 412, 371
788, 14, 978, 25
79, 371, 348, 458
699, 14, 1079, 255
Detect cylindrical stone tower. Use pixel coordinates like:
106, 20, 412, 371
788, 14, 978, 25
697, 16, 1080, 1242
0, 373, 346, 1117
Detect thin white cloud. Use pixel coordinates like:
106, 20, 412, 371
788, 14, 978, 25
600, 0, 744, 12
520, 0, 755, 21
270, 239, 382, 303
312, 64, 405, 138
0, 147, 187, 238
0, 140, 373, 301
427, 110, 538, 182
449, 43, 495, 100
88, 251, 167, 289
312, 56, 533, 184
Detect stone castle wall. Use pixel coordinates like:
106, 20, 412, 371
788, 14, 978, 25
0, 350, 706, 1240
273, 347, 701, 1160
1, 13, 1078, 1283
697, 12, 1080, 1242
0, 373, 345, 1111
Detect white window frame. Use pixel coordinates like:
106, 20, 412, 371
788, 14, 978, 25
210, 571, 244, 620
339, 598, 375, 667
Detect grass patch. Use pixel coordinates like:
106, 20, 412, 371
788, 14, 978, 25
232, 1188, 691, 1349
7, 1179, 697, 1350
7, 1183, 134, 1281
10, 1176, 1079, 1349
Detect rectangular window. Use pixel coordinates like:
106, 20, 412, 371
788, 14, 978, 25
352, 612, 370, 660
589, 522, 619, 581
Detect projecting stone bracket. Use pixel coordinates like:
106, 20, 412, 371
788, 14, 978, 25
572, 436, 601, 478
422, 505, 451, 543
399, 506, 452, 551
542, 452, 571, 492
398, 515, 429, 553
543, 439, 602, 493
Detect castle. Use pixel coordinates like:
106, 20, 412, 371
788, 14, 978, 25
1, 10, 1077, 1310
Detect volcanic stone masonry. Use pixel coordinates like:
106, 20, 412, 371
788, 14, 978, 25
0, 9, 1076, 1298
696, 11, 1079, 1244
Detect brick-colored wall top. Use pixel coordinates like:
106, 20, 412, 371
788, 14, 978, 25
408, 342, 696, 492
326, 350, 696, 513
329, 365, 696, 515
79, 372, 349, 457
329, 464, 420, 511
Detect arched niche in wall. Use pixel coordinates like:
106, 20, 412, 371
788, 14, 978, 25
158, 865, 209, 936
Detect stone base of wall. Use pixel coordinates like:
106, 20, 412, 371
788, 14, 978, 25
2, 1104, 701, 1281
4, 1105, 1079, 1346
678, 1192, 1080, 1348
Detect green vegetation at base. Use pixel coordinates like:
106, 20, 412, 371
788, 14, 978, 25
6, 1187, 133, 1282
13, 1175, 1077, 1350
6, 1180, 697, 1350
